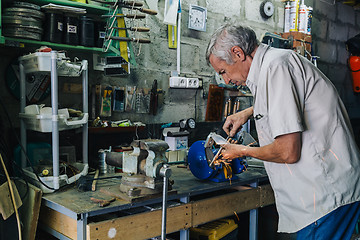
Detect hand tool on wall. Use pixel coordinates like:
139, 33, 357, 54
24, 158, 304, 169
112, 26, 150, 32
98, 0, 158, 15
107, 36, 151, 43
118, 5, 158, 15
92, 0, 143, 7
149, 80, 158, 115
100, 86, 113, 117
101, 14, 146, 19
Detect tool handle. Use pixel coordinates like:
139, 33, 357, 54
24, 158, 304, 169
130, 27, 150, 32
132, 38, 151, 43
125, 14, 146, 19
109, 36, 151, 43
139, 8, 158, 15
91, 169, 99, 192
123, 0, 143, 7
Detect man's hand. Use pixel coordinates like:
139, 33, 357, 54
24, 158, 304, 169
220, 143, 248, 160
223, 106, 254, 137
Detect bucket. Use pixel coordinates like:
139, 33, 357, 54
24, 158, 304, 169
80, 16, 95, 47
43, 11, 63, 43
63, 14, 79, 45
349, 55, 360, 92
95, 21, 106, 48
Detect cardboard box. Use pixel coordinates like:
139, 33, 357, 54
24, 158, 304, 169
281, 32, 312, 56
165, 136, 188, 151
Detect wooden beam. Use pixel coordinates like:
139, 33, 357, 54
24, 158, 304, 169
17, 181, 42, 240
87, 185, 274, 240
87, 204, 191, 240
39, 184, 274, 240
39, 205, 77, 240
192, 187, 262, 226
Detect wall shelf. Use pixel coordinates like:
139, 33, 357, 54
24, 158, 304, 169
3, 37, 104, 52
0, 0, 109, 51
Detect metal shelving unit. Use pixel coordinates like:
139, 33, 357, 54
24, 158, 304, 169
19, 51, 89, 192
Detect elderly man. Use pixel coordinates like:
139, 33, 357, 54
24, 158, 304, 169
206, 24, 360, 239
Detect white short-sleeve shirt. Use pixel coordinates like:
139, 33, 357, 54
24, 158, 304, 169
246, 44, 360, 233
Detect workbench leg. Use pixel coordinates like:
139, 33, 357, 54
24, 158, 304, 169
77, 213, 88, 240
249, 182, 259, 240
179, 196, 190, 240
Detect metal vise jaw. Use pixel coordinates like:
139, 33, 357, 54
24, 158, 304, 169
120, 139, 170, 195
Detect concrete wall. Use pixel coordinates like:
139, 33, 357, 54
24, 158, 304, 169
101, 0, 286, 124
310, 0, 360, 119
1, 0, 359, 127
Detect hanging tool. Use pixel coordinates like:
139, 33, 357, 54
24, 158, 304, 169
118, 5, 158, 15
107, 36, 151, 43
149, 80, 158, 115
101, 13, 146, 19
92, 0, 143, 7
112, 26, 150, 32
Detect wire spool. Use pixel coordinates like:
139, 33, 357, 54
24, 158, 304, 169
2, 3, 44, 40
2, 15, 43, 29
4, 7, 45, 21
3, 27, 42, 40
13, 1, 41, 11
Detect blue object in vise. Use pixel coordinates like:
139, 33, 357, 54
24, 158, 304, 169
188, 141, 247, 182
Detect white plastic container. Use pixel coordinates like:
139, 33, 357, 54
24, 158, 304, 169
19, 112, 88, 132
20, 52, 64, 73
289, 0, 300, 32
22, 163, 88, 193
298, 0, 307, 33
19, 52, 82, 76
284, 1, 291, 33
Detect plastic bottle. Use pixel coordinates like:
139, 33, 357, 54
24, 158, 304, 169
284, 2, 291, 33
298, 0, 307, 33
289, 0, 300, 32
306, 6, 313, 35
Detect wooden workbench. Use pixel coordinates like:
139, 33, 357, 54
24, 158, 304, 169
38, 166, 274, 240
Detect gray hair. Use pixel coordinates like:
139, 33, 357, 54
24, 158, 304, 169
206, 24, 259, 65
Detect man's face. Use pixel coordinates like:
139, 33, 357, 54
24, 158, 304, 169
209, 49, 250, 86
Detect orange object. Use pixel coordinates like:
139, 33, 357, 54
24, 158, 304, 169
349, 55, 360, 92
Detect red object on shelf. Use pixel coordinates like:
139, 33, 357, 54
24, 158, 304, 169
349, 55, 360, 92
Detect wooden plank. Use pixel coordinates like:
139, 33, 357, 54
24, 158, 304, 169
17, 181, 42, 240
192, 187, 261, 226
0, 181, 22, 220
39, 205, 77, 240
63, 83, 83, 93
87, 204, 191, 240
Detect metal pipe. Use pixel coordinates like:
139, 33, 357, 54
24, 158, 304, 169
19, 61, 27, 168
160, 165, 172, 240
176, 0, 181, 75
82, 60, 89, 165
51, 51, 60, 190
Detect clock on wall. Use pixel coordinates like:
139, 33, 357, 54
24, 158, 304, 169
188, 5, 207, 32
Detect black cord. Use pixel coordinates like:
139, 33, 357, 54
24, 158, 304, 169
0, 95, 59, 191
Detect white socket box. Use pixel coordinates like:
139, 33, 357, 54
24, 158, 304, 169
169, 76, 200, 88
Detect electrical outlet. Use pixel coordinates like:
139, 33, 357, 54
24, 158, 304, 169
186, 78, 199, 88
169, 76, 186, 88
169, 76, 200, 88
